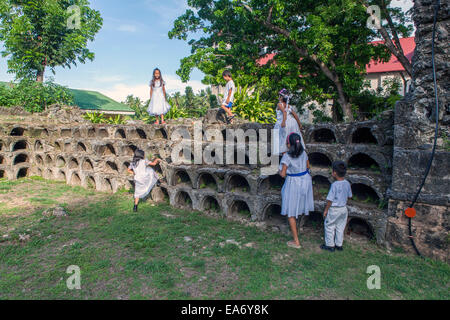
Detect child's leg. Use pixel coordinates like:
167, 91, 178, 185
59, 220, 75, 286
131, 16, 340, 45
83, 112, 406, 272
334, 208, 348, 247
297, 214, 306, 232
221, 104, 232, 117
324, 208, 338, 247
134, 198, 139, 205
288, 217, 300, 245
161, 114, 165, 123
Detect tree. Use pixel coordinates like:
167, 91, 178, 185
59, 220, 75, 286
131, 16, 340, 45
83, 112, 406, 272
363, 0, 414, 77
184, 86, 195, 107
169, 0, 394, 122
0, 0, 102, 82
123, 95, 146, 118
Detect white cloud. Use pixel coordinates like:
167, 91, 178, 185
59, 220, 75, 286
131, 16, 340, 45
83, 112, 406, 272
89, 74, 208, 103
117, 24, 138, 33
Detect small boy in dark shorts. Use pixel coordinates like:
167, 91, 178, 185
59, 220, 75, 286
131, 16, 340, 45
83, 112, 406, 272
321, 161, 352, 252
220, 70, 236, 123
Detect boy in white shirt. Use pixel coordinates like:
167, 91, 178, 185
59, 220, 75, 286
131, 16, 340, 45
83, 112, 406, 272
221, 70, 236, 124
321, 161, 353, 252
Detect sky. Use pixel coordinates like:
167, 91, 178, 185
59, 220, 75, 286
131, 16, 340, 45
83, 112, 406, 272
0, 0, 414, 103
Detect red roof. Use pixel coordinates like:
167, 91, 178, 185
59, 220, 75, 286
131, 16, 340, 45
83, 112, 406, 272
366, 37, 415, 73
257, 37, 416, 74
257, 53, 276, 66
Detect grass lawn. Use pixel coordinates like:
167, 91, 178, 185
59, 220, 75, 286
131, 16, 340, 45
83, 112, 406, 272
0, 177, 449, 300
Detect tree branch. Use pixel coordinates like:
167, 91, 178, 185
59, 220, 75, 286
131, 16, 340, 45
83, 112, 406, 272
241, 2, 353, 121
267, 6, 273, 23
361, 0, 412, 77
380, 0, 404, 56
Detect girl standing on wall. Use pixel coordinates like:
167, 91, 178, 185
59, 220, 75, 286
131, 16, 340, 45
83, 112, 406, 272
147, 68, 171, 124
273, 89, 306, 155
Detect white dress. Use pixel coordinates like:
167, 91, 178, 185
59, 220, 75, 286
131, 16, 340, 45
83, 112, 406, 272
147, 80, 171, 116
129, 159, 158, 199
279, 152, 314, 218
272, 104, 305, 155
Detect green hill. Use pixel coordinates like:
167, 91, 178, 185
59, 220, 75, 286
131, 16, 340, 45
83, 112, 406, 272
68, 88, 133, 114
0, 81, 134, 115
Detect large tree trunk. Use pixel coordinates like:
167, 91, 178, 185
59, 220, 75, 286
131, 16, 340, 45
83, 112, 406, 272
335, 80, 354, 122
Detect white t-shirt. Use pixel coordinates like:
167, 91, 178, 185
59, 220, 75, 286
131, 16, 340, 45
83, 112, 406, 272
326, 180, 352, 207
279, 152, 308, 175
222, 80, 236, 104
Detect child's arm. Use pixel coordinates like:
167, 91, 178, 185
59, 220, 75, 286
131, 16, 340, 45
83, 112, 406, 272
279, 164, 288, 178
147, 158, 162, 167
162, 83, 167, 100
278, 103, 287, 128
306, 160, 310, 169
291, 110, 303, 130
323, 200, 332, 218
150, 86, 153, 100
127, 168, 134, 175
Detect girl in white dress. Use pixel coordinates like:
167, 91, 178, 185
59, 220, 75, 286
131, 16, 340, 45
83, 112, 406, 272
147, 68, 171, 124
272, 89, 305, 155
279, 133, 314, 249
127, 149, 161, 212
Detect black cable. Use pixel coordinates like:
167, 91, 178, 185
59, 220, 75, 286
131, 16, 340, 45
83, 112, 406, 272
407, 0, 441, 257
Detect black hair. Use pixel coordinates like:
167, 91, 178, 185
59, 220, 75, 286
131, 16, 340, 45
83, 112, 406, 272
151, 68, 164, 88
222, 70, 232, 78
332, 161, 347, 178
287, 133, 304, 158
279, 89, 290, 103
132, 149, 145, 167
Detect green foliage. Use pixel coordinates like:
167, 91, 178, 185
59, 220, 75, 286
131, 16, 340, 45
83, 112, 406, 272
165, 103, 188, 120
352, 77, 403, 120
83, 112, 129, 124
0, 0, 103, 81
232, 84, 276, 124
308, 103, 333, 124
123, 95, 146, 119
168, 0, 402, 122
442, 133, 450, 152
106, 114, 129, 125
83, 111, 106, 124
0, 79, 74, 112
0, 83, 14, 106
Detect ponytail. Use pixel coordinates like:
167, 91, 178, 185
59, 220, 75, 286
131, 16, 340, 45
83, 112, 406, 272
287, 133, 304, 158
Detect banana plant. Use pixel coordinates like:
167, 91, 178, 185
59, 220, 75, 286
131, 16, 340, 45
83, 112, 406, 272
165, 103, 188, 120
106, 115, 129, 125
233, 85, 276, 124
83, 112, 106, 124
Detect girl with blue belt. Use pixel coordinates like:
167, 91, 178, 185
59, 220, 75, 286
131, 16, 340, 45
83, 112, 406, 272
279, 133, 314, 249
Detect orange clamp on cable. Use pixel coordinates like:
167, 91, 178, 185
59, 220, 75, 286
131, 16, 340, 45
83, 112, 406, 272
405, 208, 416, 218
